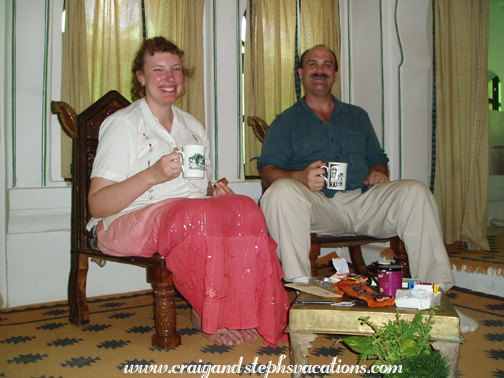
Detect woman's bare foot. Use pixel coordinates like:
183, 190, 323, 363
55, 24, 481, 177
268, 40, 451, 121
190, 308, 259, 345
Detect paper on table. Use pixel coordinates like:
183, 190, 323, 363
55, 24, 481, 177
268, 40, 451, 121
332, 257, 350, 274
284, 282, 342, 298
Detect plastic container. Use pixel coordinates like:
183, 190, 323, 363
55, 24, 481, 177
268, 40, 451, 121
378, 264, 403, 297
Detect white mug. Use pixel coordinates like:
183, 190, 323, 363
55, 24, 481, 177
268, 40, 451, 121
176, 145, 205, 179
321, 162, 347, 190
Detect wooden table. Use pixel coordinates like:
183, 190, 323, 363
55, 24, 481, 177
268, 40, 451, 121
286, 290, 463, 378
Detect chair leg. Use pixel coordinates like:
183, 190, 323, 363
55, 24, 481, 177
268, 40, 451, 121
147, 265, 181, 349
309, 241, 321, 277
390, 237, 411, 278
348, 246, 368, 275
68, 252, 90, 326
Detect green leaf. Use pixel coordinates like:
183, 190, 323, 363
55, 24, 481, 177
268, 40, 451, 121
342, 337, 373, 354
399, 338, 419, 358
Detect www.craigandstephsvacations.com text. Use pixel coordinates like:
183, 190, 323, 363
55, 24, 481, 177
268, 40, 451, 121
123, 355, 402, 376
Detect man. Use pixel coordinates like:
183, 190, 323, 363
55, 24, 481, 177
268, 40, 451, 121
258, 45, 476, 332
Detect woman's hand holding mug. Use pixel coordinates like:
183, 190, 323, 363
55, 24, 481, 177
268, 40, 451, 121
175, 145, 206, 179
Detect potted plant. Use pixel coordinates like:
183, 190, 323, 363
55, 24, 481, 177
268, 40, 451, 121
337, 305, 450, 378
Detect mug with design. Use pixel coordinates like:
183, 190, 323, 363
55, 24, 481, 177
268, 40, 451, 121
321, 162, 347, 190
176, 145, 205, 179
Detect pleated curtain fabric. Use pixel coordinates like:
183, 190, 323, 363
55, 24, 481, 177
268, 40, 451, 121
244, 0, 298, 178
60, 0, 90, 178
60, 0, 204, 179
145, 1, 205, 127
434, 0, 490, 251
243, 0, 340, 177
298, 0, 341, 101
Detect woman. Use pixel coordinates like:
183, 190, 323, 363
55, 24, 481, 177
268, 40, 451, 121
86, 37, 289, 347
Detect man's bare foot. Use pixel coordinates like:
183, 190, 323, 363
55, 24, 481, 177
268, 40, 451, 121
190, 308, 259, 345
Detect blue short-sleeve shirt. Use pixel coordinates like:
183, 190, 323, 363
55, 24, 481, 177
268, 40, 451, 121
257, 96, 389, 198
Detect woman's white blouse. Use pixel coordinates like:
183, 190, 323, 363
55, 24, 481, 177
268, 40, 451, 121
87, 98, 212, 230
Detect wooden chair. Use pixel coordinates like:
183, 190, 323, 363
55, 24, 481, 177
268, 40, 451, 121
247, 116, 411, 278
52, 90, 181, 349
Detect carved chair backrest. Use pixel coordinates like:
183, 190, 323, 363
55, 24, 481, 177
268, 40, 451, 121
247, 116, 269, 144
56, 91, 130, 251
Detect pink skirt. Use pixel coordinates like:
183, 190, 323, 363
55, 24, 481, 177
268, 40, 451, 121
96, 195, 289, 347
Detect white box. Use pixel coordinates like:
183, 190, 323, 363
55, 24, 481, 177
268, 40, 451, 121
395, 289, 442, 310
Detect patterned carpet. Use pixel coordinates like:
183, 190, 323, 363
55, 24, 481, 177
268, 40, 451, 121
1, 282, 504, 377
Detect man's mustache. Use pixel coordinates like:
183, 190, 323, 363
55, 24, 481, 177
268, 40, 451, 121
310, 73, 330, 79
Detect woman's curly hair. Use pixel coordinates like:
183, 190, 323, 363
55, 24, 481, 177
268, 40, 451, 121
131, 37, 193, 101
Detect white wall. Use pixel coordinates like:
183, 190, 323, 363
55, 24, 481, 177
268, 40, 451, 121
341, 0, 432, 186
1, 0, 435, 308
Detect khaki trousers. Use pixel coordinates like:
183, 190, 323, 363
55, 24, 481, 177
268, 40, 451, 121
260, 179, 454, 286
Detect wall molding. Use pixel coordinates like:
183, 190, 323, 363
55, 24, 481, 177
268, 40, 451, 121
7, 187, 71, 234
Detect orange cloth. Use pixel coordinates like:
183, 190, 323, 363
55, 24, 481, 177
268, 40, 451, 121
96, 194, 289, 347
